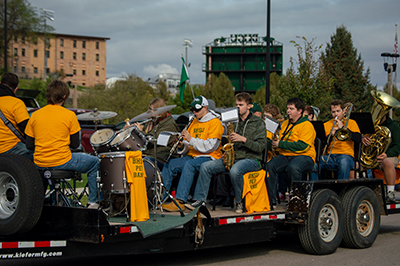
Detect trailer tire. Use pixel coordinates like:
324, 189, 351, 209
298, 189, 344, 255
341, 186, 380, 248
0, 154, 44, 235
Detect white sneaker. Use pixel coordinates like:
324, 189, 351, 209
235, 202, 243, 214
87, 202, 99, 209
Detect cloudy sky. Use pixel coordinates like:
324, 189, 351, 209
28, 0, 399, 89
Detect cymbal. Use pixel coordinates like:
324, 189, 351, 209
76, 110, 118, 121
129, 105, 176, 123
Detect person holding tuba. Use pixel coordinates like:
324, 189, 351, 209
185, 92, 267, 214
161, 96, 224, 212
311, 100, 361, 180
362, 113, 400, 203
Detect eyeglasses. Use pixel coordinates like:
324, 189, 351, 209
190, 107, 203, 113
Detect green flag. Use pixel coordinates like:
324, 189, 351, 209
179, 57, 190, 103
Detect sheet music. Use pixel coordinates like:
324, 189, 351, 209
157, 131, 179, 146
265, 117, 279, 134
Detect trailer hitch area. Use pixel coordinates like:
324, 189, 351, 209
195, 211, 205, 247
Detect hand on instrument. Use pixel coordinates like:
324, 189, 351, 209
134, 122, 144, 131
181, 130, 192, 142
230, 132, 246, 143
362, 135, 371, 146
377, 153, 387, 163
272, 139, 279, 149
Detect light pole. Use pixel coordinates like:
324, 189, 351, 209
183, 39, 193, 68
381, 52, 399, 118
40, 8, 54, 80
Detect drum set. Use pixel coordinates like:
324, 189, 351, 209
78, 105, 182, 219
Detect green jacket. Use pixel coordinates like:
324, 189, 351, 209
381, 117, 400, 158
143, 115, 180, 164
233, 113, 267, 162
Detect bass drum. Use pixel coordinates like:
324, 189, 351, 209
143, 158, 162, 206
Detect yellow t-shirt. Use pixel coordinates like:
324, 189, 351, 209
25, 104, 81, 167
324, 118, 360, 157
187, 117, 224, 159
242, 170, 270, 213
278, 119, 316, 162
125, 151, 149, 222
0, 96, 29, 153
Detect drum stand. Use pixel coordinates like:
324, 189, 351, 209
149, 120, 185, 220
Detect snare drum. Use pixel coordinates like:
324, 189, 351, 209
110, 126, 147, 152
90, 128, 115, 154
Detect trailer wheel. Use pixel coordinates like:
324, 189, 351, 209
0, 154, 44, 235
298, 189, 344, 255
341, 186, 380, 248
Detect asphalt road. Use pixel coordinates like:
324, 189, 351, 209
5, 210, 400, 266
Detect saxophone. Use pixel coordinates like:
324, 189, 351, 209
223, 123, 235, 171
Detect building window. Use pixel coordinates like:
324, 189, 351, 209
60, 39, 64, 47
22, 37, 25, 44
14, 36, 17, 43
73, 40, 77, 48
14, 66, 17, 72
82, 41, 86, 49
14, 48, 18, 56
82, 70, 86, 76
60, 51, 64, 59
45, 51, 50, 58
96, 42, 99, 49
96, 70, 99, 76
34, 50, 38, 57
82, 82, 86, 86
46, 68, 50, 74
34, 67, 38, 74
73, 52, 76, 60
21, 67, 25, 73
21, 49, 25, 57
73, 69, 76, 75
82, 53, 86, 60
96, 54, 99, 61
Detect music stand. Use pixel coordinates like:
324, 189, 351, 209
311, 121, 327, 144
350, 112, 375, 135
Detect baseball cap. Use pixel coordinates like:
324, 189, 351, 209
189, 96, 209, 110
251, 102, 262, 113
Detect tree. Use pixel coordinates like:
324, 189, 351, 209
0, 0, 51, 71
169, 83, 204, 114
203, 72, 235, 108
253, 72, 282, 110
153, 80, 170, 102
276, 36, 333, 121
321, 25, 375, 113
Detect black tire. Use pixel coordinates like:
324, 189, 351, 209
0, 154, 44, 235
298, 189, 344, 255
341, 186, 380, 248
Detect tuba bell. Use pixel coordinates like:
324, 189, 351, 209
360, 90, 400, 169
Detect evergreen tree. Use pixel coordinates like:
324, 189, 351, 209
203, 73, 235, 108
321, 25, 375, 112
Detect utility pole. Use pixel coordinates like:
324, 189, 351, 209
40, 8, 54, 80
265, 0, 271, 105
4, 0, 7, 73
381, 52, 399, 118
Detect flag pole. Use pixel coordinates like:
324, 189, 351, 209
395, 24, 398, 89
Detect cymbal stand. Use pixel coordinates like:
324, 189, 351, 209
150, 118, 185, 220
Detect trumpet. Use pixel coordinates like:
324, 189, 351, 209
322, 104, 353, 163
164, 116, 195, 163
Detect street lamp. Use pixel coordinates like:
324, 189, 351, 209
183, 39, 193, 68
381, 52, 399, 118
40, 8, 54, 80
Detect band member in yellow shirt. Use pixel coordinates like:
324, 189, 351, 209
25, 80, 100, 209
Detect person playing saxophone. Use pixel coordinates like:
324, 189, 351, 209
161, 96, 224, 212
186, 92, 267, 214
310, 100, 361, 180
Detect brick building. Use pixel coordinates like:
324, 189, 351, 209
10, 33, 110, 87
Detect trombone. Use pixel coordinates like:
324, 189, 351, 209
321, 104, 353, 163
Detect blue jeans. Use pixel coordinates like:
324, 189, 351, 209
267, 155, 314, 205
37, 152, 100, 203
162, 156, 211, 202
311, 154, 354, 180
193, 158, 260, 203
2, 142, 33, 161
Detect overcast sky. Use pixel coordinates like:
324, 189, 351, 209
28, 0, 399, 89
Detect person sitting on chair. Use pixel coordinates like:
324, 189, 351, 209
310, 100, 361, 180
25, 80, 101, 209
132, 97, 180, 170
186, 92, 267, 214
161, 96, 224, 212
0, 73, 33, 160
267, 97, 316, 206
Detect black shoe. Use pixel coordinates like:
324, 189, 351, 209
222, 196, 233, 208
209, 196, 226, 206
